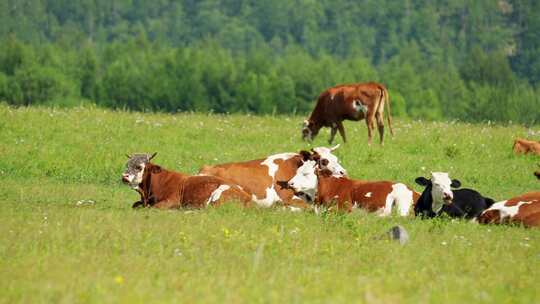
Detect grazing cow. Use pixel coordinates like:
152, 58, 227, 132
122, 153, 252, 209
199, 145, 347, 210
513, 138, 540, 155
285, 158, 420, 215
478, 192, 540, 228
302, 82, 393, 145
414, 172, 495, 219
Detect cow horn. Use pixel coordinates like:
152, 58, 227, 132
125, 154, 131, 159
149, 152, 158, 160
330, 144, 340, 151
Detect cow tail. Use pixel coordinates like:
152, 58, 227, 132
383, 87, 394, 136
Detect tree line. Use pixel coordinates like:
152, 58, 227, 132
0, 0, 539, 124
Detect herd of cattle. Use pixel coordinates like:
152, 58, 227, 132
122, 82, 540, 228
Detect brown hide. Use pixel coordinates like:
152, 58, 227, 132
199, 154, 309, 209
137, 163, 251, 209
478, 192, 540, 228
305, 82, 393, 144
513, 138, 540, 155
315, 172, 419, 214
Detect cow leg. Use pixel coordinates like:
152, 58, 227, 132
337, 121, 347, 143
328, 125, 338, 144
284, 197, 310, 211
365, 114, 375, 145
153, 200, 180, 209
375, 112, 385, 145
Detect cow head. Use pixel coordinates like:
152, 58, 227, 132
415, 172, 461, 213
301, 119, 319, 142
286, 146, 346, 203
311, 144, 347, 176
288, 159, 318, 193
122, 152, 157, 188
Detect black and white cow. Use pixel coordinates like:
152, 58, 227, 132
414, 172, 494, 219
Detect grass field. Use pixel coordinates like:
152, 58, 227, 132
0, 104, 539, 303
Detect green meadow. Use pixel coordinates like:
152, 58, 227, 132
0, 104, 539, 303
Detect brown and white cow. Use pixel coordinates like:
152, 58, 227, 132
198, 146, 347, 210
285, 157, 420, 215
513, 138, 540, 155
302, 82, 393, 145
122, 153, 252, 209
478, 192, 540, 228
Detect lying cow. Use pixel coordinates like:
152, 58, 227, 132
199, 145, 347, 210
285, 157, 419, 215
122, 153, 252, 209
414, 172, 494, 219
302, 82, 393, 145
478, 192, 540, 228
513, 138, 540, 155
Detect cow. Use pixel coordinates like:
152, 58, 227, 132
122, 153, 252, 209
478, 192, 540, 228
414, 172, 495, 219
513, 138, 540, 155
302, 82, 393, 145
198, 145, 347, 210
284, 157, 420, 215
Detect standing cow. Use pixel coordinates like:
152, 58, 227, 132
199, 146, 347, 210
122, 153, 252, 209
302, 82, 393, 145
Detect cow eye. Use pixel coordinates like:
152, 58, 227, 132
137, 165, 143, 170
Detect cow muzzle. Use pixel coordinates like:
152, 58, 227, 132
122, 174, 132, 184
443, 193, 453, 204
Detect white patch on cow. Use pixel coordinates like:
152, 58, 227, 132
261, 153, 296, 178
250, 153, 297, 207
312, 146, 347, 176
378, 183, 414, 217
365, 192, 372, 198
353, 99, 368, 114
251, 187, 281, 208
431, 172, 453, 212
206, 185, 230, 206
482, 200, 534, 220
352, 202, 359, 209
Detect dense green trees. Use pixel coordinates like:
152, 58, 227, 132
0, 0, 539, 124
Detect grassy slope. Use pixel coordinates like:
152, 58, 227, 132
0, 104, 539, 303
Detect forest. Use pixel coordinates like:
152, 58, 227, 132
0, 0, 539, 123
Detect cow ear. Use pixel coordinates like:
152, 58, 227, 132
299, 150, 312, 161
451, 179, 461, 188
415, 177, 430, 186
151, 165, 162, 174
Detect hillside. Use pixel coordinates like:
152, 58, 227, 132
1, 1, 540, 123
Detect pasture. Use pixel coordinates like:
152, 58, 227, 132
0, 104, 539, 303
